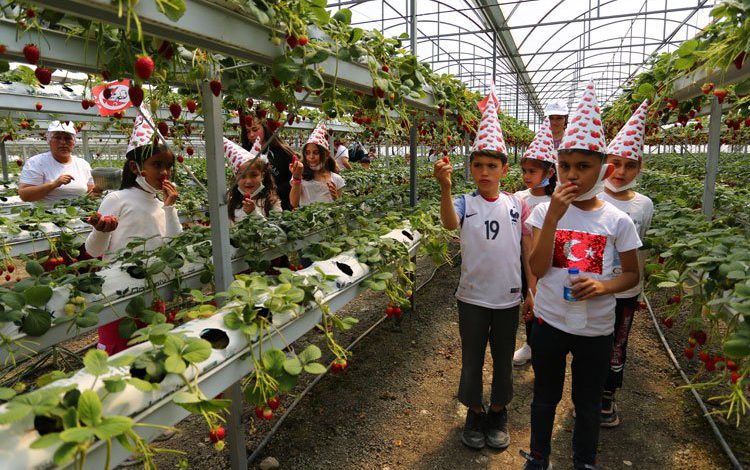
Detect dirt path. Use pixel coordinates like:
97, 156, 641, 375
139, 253, 734, 469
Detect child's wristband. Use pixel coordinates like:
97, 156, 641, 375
292, 178, 302, 186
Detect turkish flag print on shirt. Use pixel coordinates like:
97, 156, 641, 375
552, 229, 607, 274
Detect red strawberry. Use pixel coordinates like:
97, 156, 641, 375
176, 155, 184, 163
169, 103, 182, 119
101, 69, 112, 81
713, 89, 728, 104
262, 408, 273, 420
684, 347, 694, 360
733, 51, 746, 70
274, 101, 286, 112
186, 146, 194, 156
134, 55, 154, 80
247, 98, 254, 109
157, 121, 169, 136
244, 192, 251, 200
386, 306, 395, 316
34, 67, 52, 85
286, 35, 298, 49
443, 156, 450, 164
0, 44, 6, 55
129, 85, 144, 106
671, 295, 681, 304
35, 102, 42, 111
23, 44, 40, 64
7, 265, 14, 273
298, 36, 308, 47
297, 264, 304, 270
20, 121, 28, 129
209, 80, 222, 96
382, 64, 390, 72
699, 352, 709, 364
271, 77, 281, 88
731, 372, 741, 384
209, 426, 225, 443
662, 317, 673, 329
267, 396, 280, 410
254, 406, 264, 419
81, 99, 90, 110
15, 159, 23, 167
688, 337, 697, 348
4, 274, 10, 282
726, 359, 738, 371
186, 99, 197, 113
701, 83, 714, 95
705, 359, 716, 372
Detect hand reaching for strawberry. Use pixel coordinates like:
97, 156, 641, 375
242, 192, 256, 214
433, 158, 453, 191
87, 212, 119, 232
161, 178, 178, 206
289, 155, 304, 179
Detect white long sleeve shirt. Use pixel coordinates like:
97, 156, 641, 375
85, 187, 183, 260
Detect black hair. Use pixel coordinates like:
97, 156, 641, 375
360, 157, 371, 164
120, 143, 172, 190
521, 158, 558, 196
301, 143, 335, 180
227, 158, 279, 221
470, 149, 508, 165
557, 148, 606, 160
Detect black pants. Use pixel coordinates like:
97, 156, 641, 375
529, 321, 613, 465
605, 296, 639, 393
457, 300, 519, 407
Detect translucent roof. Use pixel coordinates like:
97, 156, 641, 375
339, 0, 717, 127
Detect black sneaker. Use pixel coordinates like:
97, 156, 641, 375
461, 408, 485, 450
600, 392, 620, 428
520, 449, 552, 470
485, 408, 510, 449
574, 461, 601, 470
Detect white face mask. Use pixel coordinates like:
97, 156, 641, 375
558, 163, 611, 202
604, 177, 637, 193
310, 163, 323, 171
250, 183, 264, 198
135, 174, 161, 196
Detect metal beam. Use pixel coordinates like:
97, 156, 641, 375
32, 0, 436, 111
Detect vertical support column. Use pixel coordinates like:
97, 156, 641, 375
492, 30, 497, 84
409, 0, 417, 207
0, 141, 8, 182
702, 96, 721, 220
201, 81, 247, 470
464, 133, 470, 182
81, 131, 91, 162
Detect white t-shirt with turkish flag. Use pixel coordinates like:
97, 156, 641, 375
527, 201, 641, 336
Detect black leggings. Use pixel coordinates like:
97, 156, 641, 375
529, 321, 613, 465
605, 296, 639, 393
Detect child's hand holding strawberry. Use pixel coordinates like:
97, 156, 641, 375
88, 212, 119, 232
433, 158, 452, 192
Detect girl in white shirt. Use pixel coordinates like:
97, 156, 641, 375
225, 137, 282, 223
289, 122, 345, 208
86, 141, 181, 355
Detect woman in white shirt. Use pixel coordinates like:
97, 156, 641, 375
289, 122, 345, 208
18, 121, 94, 204
333, 138, 351, 171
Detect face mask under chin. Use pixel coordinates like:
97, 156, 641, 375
604, 177, 637, 193
558, 163, 611, 202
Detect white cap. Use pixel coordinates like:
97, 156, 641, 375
544, 100, 569, 116
47, 121, 77, 136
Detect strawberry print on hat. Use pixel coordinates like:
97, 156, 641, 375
306, 121, 329, 151
471, 88, 507, 154
522, 117, 556, 163
559, 81, 606, 154
127, 104, 163, 154
223, 136, 267, 175
606, 99, 649, 161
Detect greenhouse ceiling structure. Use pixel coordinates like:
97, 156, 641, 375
333, 0, 717, 127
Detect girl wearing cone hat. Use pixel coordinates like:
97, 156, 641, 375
289, 121, 345, 208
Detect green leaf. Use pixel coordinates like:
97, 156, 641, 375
93, 416, 133, 440
637, 83, 655, 97
676, 39, 699, 57
349, 28, 364, 43
24, 285, 53, 307
162, 335, 184, 357
26, 261, 44, 278
182, 338, 212, 364
126, 297, 145, 316
108, 354, 136, 368
304, 362, 327, 374
2, 292, 25, 309
164, 355, 186, 375
298, 344, 321, 364
31, 432, 61, 449
104, 377, 126, 394
22, 309, 52, 336
127, 377, 160, 392
0, 60, 9, 74
271, 56, 301, 83
261, 348, 286, 374
77, 390, 102, 427
674, 56, 694, 70
284, 287, 306, 303
60, 426, 95, 443
0, 387, 17, 400
0, 403, 31, 424
735, 79, 750, 96
305, 50, 329, 64
283, 357, 303, 376
155, 0, 187, 21
333, 8, 352, 24
53, 442, 78, 466
83, 349, 110, 376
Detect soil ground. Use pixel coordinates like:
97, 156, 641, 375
135, 248, 742, 470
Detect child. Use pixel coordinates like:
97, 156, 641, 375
513, 117, 558, 366
245, 119, 296, 210
434, 89, 531, 451
225, 137, 281, 223
86, 106, 182, 355
597, 99, 654, 427
520, 82, 641, 470
544, 99, 569, 149
289, 121, 345, 208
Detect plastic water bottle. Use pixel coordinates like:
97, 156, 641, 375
563, 267, 587, 329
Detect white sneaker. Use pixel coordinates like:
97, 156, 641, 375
513, 343, 532, 366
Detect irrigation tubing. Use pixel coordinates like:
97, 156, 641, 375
247, 250, 460, 465
643, 295, 743, 470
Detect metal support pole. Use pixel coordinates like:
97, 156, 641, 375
702, 95, 721, 220
409, 0, 417, 207
0, 141, 8, 182
201, 80, 247, 470
464, 133, 470, 182
81, 130, 90, 162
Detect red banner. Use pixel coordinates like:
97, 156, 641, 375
92, 80, 132, 116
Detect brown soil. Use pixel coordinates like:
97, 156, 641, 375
138, 251, 738, 470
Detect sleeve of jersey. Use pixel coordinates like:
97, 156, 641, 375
453, 195, 466, 225
526, 203, 547, 231
519, 198, 532, 236
615, 213, 642, 253
84, 193, 121, 258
